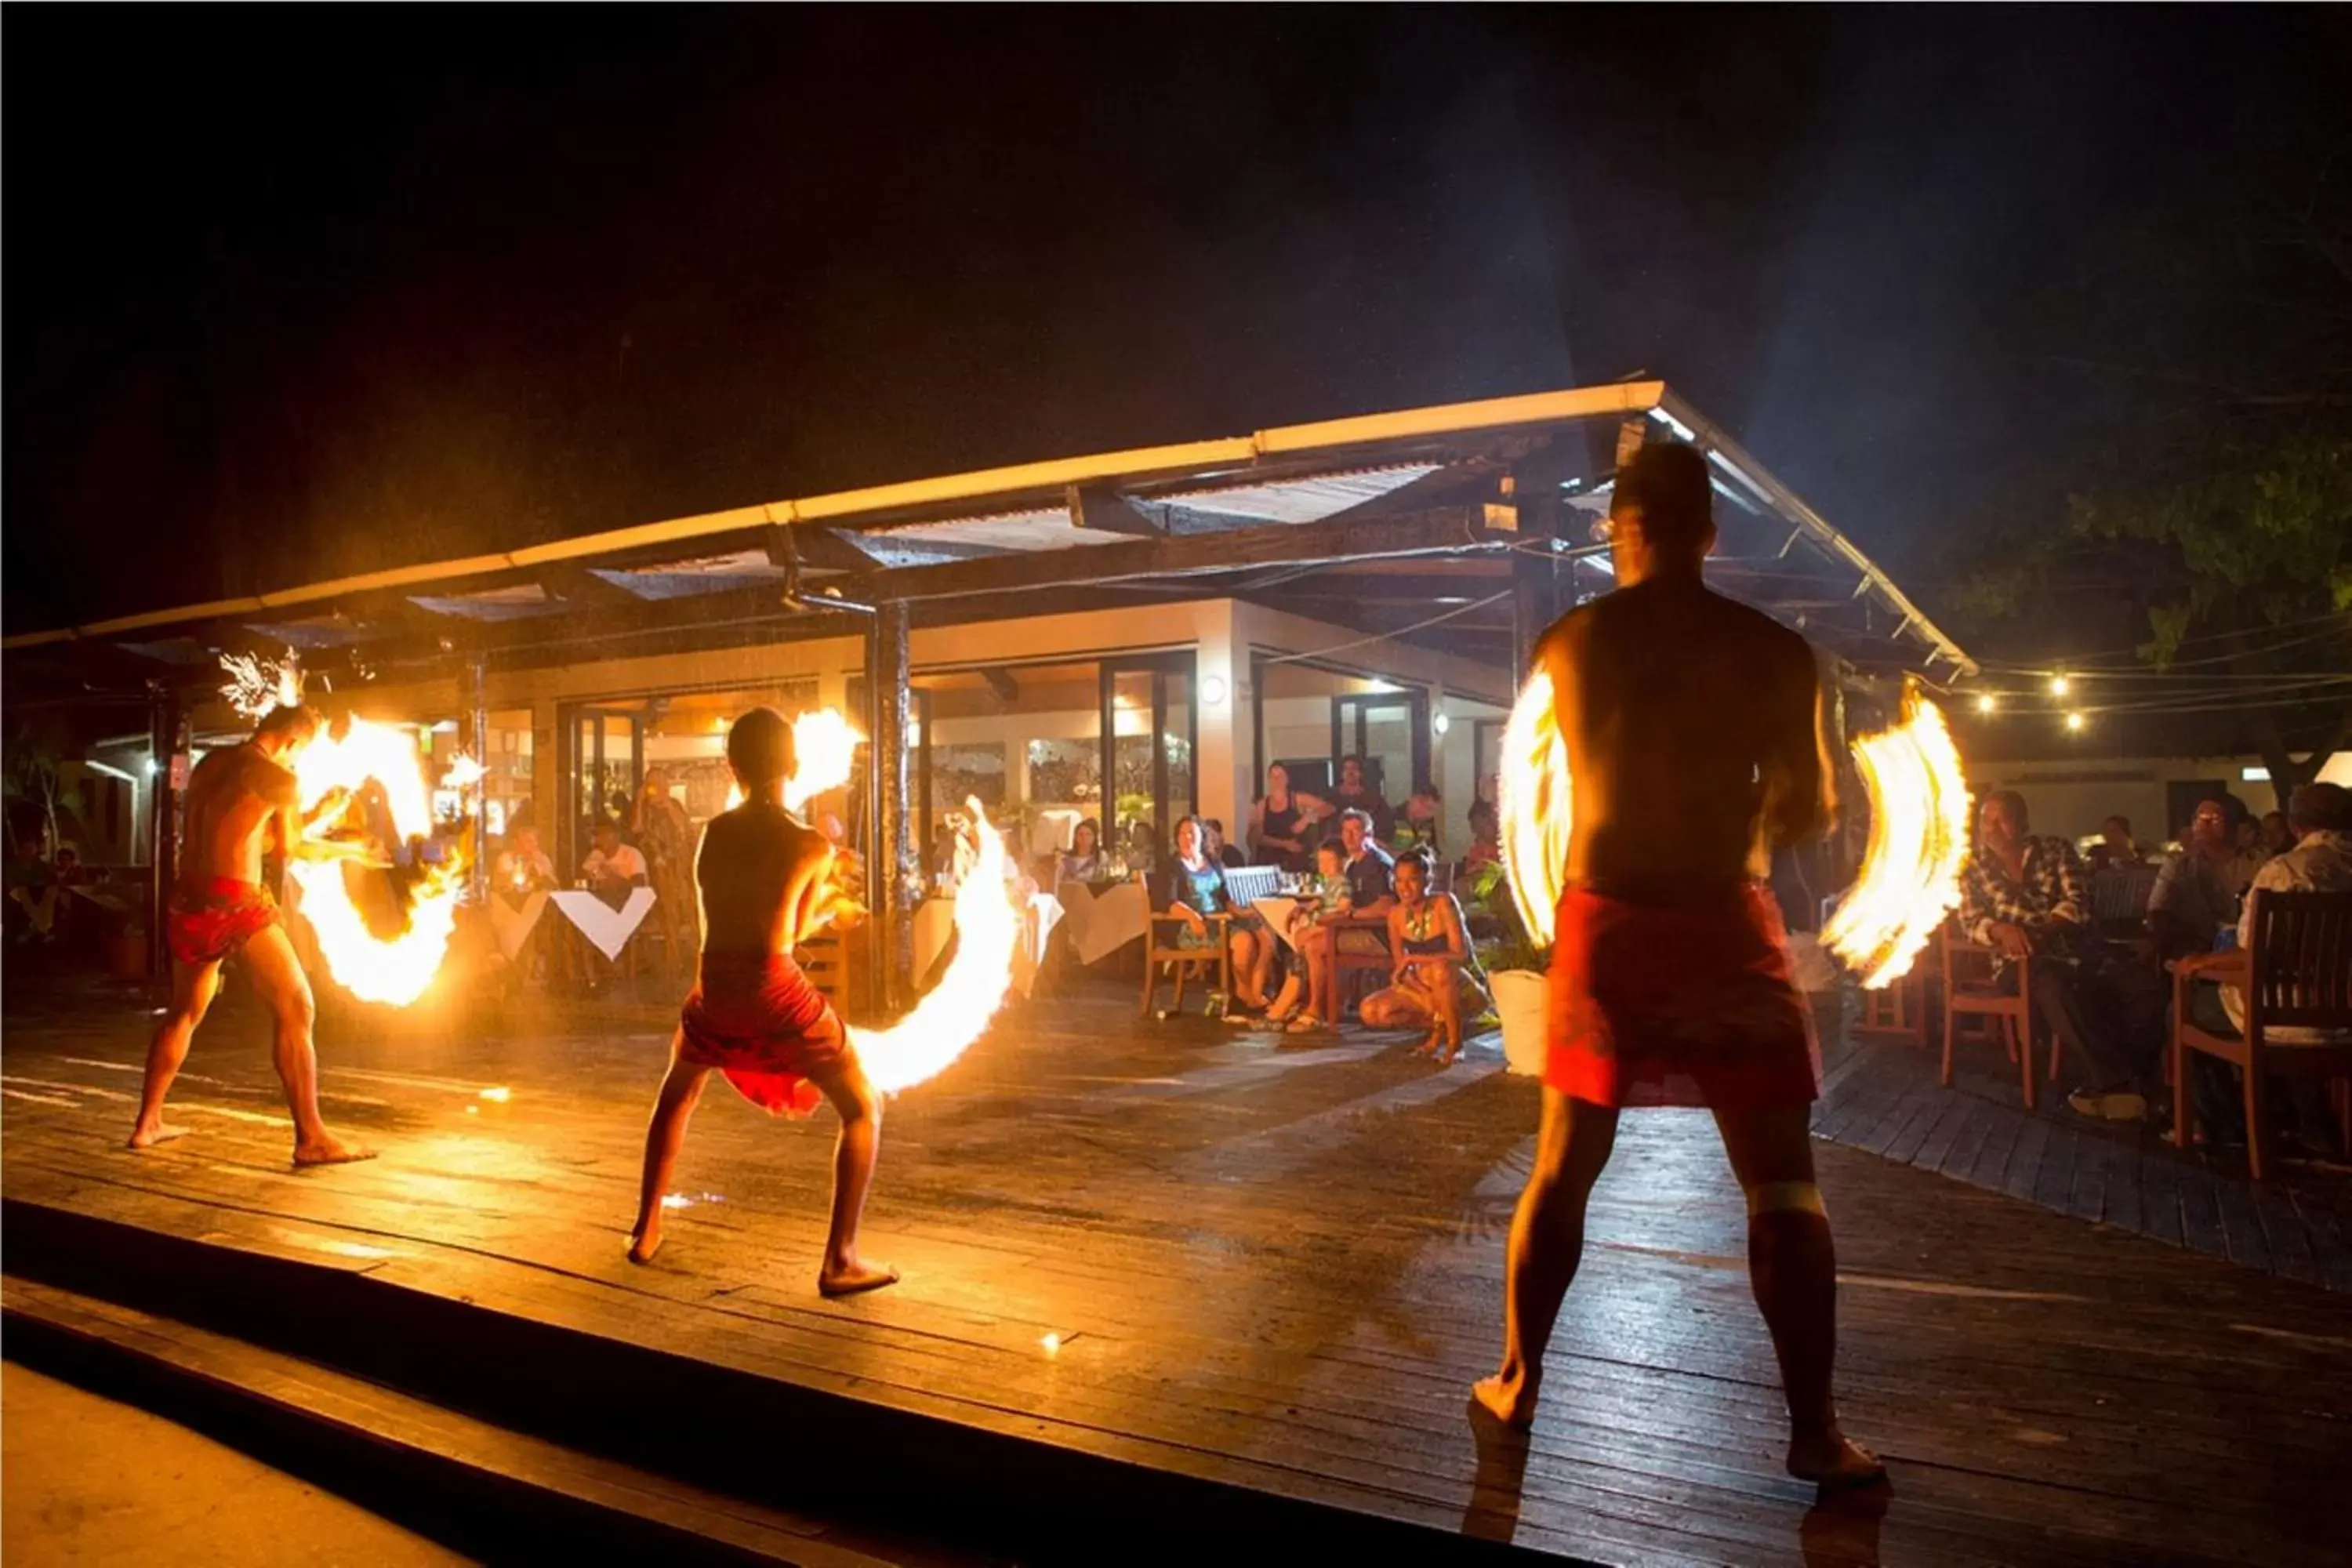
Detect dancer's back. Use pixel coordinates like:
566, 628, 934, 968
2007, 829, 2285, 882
695, 802, 833, 960
1542, 575, 1831, 905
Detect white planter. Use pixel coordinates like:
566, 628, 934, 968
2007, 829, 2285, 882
1490, 968, 1548, 1076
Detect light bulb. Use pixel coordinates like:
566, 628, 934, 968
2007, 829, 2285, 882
2048, 673, 2071, 698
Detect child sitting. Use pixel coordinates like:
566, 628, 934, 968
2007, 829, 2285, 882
1264, 837, 1351, 1025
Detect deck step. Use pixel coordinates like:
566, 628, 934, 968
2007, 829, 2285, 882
2, 1273, 965, 1568
2, 1196, 1559, 1566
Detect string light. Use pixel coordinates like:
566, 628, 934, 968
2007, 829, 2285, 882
2064, 711, 2085, 733
2048, 673, 2072, 699
1974, 693, 1998, 715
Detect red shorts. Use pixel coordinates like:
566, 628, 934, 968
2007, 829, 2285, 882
166, 878, 281, 967
677, 954, 845, 1116
1545, 882, 1820, 1110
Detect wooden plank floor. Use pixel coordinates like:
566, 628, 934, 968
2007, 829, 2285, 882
1821, 1014, 2352, 1291
6, 972, 2351, 1566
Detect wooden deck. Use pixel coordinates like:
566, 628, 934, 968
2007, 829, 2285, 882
5, 972, 2350, 1566
1816, 1009, 2352, 1290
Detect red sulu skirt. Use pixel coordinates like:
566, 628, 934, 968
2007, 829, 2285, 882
1545, 882, 1820, 1110
677, 953, 847, 1116
166, 877, 281, 967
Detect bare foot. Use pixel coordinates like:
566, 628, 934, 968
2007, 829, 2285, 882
626, 1226, 662, 1265
292, 1135, 378, 1167
818, 1259, 900, 1298
1788, 1428, 1887, 1490
1434, 1041, 1461, 1068
126, 1122, 192, 1151
1470, 1372, 1538, 1429
1412, 1029, 1444, 1058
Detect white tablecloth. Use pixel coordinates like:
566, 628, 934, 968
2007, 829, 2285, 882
1012, 891, 1065, 998
1249, 895, 1305, 953
488, 890, 549, 960
549, 887, 657, 961
1062, 880, 1151, 966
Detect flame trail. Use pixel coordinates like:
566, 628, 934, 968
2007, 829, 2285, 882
216, 653, 478, 1007
847, 797, 1018, 1094
1821, 691, 1971, 988
1498, 667, 1571, 946
1497, 671, 1968, 987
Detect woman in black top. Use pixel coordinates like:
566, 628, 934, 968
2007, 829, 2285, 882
1247, 762, 1331, 873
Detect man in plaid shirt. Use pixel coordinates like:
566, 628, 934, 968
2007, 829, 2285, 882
1960, 791, 2161, 1120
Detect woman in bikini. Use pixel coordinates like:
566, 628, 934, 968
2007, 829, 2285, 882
1359, 848, 1486, 1064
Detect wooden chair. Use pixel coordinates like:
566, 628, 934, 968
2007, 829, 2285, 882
1142, 903, 1232, 1017
1939, 923, 2051, 1109
1318, 912, 1394, 1025
797, 925, 860, 1022
2170, 889, 2352, 1181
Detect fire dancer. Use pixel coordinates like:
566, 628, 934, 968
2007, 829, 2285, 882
1472, 443, 1882, 1488
626, 706, 895, 1295
128, 704, 379, 1166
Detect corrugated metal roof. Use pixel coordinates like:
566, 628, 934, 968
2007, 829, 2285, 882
1161, 463, 1441, 524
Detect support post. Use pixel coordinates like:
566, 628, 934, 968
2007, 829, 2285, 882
1510, 546, 1555, 683
872, 603, 915, 1013
463, 655, 489, 904
147, 683, 182, 984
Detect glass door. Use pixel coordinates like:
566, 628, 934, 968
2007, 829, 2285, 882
562, 704, 646, 873
1331, 689, 1430, 804
1099, 652, 1196, 877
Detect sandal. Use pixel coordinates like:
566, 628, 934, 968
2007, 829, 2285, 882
1285, 1012, 1326, 1034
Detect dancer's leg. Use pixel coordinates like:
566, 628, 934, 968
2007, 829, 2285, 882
1712, 1105, 1883, 1486
810, 1045, 896, 1296
1473, 1088, 1619, 1426
627, 1044, 707, 1263
241, 925, 373, 1166
129, 957, 220, 1149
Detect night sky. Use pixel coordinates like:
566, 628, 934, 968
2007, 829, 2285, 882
7, 9, 2347, 633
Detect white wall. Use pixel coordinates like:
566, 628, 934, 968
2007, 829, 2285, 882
1968, 753, 2303, 846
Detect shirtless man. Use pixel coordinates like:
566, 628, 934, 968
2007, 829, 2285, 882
128, 704, 377, 1166
1472, 443, 1882, 1488
626, 706, 894, 1296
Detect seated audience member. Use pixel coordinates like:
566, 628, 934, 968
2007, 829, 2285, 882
2224, 797, 2270, 895
52, 845, 88, 887
1288, 808, 1396, 1033
1265, 837, 1352, 1025
2259, 810, 2298, 858
1328, 754, 1396, 843
1055, 818, 1105, 884
1248, 761, 1331, 873
495, 826, 558, 895
1960, 790, 2163, 1123
1127, 818, 1158, 873
1203, 818, 1249, 869
2086, 815, 2144, 873
582, 822, 649, 902
1397, 790, 1443, 855
1359, 848, 1488, 1065
1457, 798, 1502, 875
2147, 798, 2239, 961
2172, 782, 2352, 1153
1157, 815, 1265, 1011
